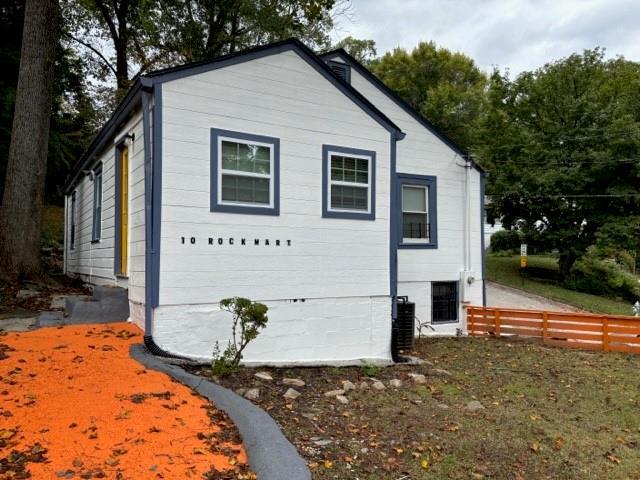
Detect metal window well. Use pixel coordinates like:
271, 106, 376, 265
392, 297, 415, 361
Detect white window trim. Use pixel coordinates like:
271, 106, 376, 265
326, 150, 373, 214
402, 184, 430, 244
216, 135, 275, 209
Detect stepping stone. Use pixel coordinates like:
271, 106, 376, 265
282, 378, 305, 387
254, 371, 273, 381
283, 388, 301, 400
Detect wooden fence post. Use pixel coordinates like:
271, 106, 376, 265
602, 316, 609, 352
542, 311, 548, 344
494, 308, 501, 337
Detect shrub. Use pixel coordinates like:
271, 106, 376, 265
565, 252, 640, 303
211, 297, 268, 377
360, 361, 379, 377
490, 229, 522, 252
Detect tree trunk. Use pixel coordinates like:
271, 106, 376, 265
558, 252, 576, 281
0, 0, 59, 279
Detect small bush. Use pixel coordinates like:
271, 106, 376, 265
360, 361, 379, 377
490, 230, 522, 252
211, 297, 268, 377
565, 253, 640, 303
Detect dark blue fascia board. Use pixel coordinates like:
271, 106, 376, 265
320, 48, 484, 174
64, 79, 145, 194
322, 144, 376, 221
142, 39, 404, 140
210, 128, 280, 216
395, 173, 438, 249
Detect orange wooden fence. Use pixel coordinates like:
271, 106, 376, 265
467, 306, 640, 354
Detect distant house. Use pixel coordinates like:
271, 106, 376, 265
63, 39, 485, 365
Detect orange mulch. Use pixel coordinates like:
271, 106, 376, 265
0, 323, 252, 479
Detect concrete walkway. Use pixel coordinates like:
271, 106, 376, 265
486, 281, 581, 312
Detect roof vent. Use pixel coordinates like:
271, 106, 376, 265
327, 60, 350, 83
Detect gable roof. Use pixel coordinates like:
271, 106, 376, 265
320, 48, 485, 174
64, 39, 406, 193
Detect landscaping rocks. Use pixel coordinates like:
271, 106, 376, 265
371, 381, 386, 390
244, 388, 260, 400
282, 378, 306, 387
254, 371, 273, 381
358, 381, 370, 390
335, 395, 349, 405
16, 289, 39, 300
235, 388, 247, 397
389, 379, 402, 388
341, 380, 356, 391
312, 439, 332, 447
324, 389, 345, 397
283, 388, 301, 400
408, 373, 427, 384
466, 400, 485, 412
428, 368, 452, 377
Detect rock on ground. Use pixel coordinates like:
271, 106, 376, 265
254, 371, 273, 381
371, 381, 385, 390
244, 388, 260, 400
466, 400, 485, 412
335, 395, 349, 404
341, 380, 356, 391
389, 379, 402, 388
428, 368, 452, 377
408, 373, 427, 384
324, 389, 345, 397
282, 378, 305, 387
283, 388, 301, 400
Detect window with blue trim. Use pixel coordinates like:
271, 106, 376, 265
211, 129, 280, 215
397, 174, 437, 248
322, 145, 376, 220
92, 165, 103, 242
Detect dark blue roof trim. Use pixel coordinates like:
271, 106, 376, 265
320, 48, 485, 174
143, 38, 404, 140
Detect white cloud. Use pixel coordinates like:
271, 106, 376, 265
332, 0, 640, 74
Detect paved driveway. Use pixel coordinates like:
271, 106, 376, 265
486, 281, 580, 312
0, 323, 249, 478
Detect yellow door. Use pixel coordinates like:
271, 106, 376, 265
121, 147, 128, 275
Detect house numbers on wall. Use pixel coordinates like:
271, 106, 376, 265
180, 236, 292, 247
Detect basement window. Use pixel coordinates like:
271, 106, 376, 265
432, 281, 458, 323
211, 128, 280, 216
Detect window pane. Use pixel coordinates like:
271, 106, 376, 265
222, 140, 271, 174
432, 282, 458, 323
403, 212, 428, 239
331, 185, 368, 210
221, 174, 270, 205
403, 186, 426, 212
330, 154, 368, 185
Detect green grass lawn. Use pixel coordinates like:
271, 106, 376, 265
486, 254, 635, 316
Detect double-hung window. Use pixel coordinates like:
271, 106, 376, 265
322, 145, 376, 220
92, 166, 103, 242
396, 174, 437, 248
211, 128, 280, 215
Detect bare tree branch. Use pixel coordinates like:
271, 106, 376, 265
64, 32, 117, 77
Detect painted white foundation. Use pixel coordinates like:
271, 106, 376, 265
152, 296, 393, 365
128, 301, 145, 330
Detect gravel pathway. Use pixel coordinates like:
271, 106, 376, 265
485, 281, 581, 312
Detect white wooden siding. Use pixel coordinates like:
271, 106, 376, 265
64, 110, 146, 317
153, 49, 393, 362
328, 55, 484, 333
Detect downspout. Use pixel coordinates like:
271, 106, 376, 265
480, 173, 487, 306
463, 157, 472, 273
141, 83, 185, 358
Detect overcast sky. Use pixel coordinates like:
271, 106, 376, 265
331, 0, 640, 75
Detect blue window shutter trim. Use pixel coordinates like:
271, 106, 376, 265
322, 144, 376, 221
210, 128, 280, 216
91, 164, 103, 242
396, 173, 438, 249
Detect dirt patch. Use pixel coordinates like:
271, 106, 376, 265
0, 276, 89, 317
191, 337, 640, 479
0, 323, 253, 479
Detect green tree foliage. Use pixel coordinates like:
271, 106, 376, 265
477, 49, 640, 279
331, 35, 376, 64
371, 41, 488, 150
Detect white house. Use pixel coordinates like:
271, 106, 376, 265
63, 39, 486, 365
